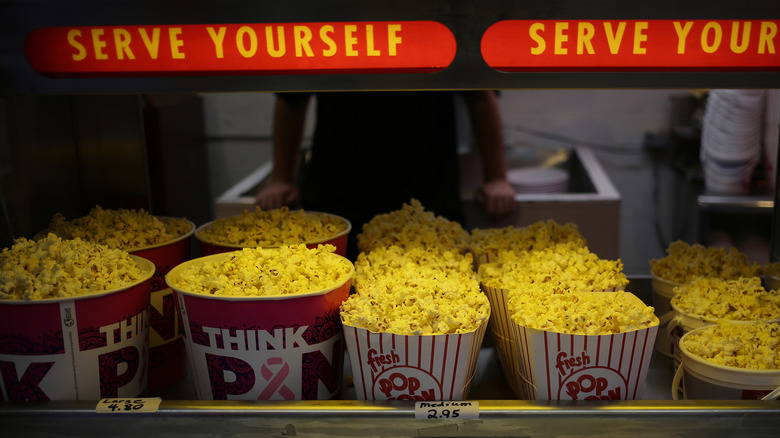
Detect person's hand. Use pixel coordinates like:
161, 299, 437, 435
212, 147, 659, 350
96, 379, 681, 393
255, 181, 299, 210
477, 179, 516, 216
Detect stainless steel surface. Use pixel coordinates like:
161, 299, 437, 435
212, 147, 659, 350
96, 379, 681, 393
3, 278, 778, 437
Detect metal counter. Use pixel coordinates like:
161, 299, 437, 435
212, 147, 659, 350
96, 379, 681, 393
2, 277, 779, 437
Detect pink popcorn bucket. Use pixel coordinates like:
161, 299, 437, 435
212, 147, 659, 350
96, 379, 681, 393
166, 252, 352, 400
129, 218, 195, 393
195, 211, 351, 258
0, 255, 155, 401
673, 325, 780, 400
510, 293, 658, 400
342, 318, 488, 401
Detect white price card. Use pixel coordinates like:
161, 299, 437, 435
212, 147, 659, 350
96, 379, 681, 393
414, 401, 479, 420
96, 398, 162, 414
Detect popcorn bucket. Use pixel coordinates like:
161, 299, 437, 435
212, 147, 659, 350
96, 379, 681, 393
0, 256, 154, 401
195, 212, 351, 258
651, 275, 680, 358
766, 274, 780, 292
166, 252, 352, 400
342, 319, 488, 401
673, 326, 780, 400
511, 293, 658, 400
129, 218, 195, 393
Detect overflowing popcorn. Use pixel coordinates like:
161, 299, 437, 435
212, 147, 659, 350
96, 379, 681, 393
478, 243, 629, 293
649, 240, 762, 284
357, 199, 469, 254
509, 290, 658, 335
47, 205, 191, 250
170, 244, 352, 297
682, 321, 780, 370
198, 206, 348, 247
671, 277, 780, 321
469, 220, 586, 258
341, 245, 489, 335
1, 234, 148, 300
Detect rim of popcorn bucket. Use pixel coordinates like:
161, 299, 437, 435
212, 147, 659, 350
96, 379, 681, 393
126, 217, 196, 253
670, 300, 780, 327
677, 325, 780, 388
194, 211, 352, 250
766, 274, 780, 291
0, 255, 155, 304
166, 250, 354, 301
651, 274, 681, 299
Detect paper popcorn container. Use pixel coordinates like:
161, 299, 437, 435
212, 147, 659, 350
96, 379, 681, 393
511, 294, 658, 400
166, 252, 352, 400
673, 326, 780, 400
766, 274, 780, 292
651, 275, 680, 358
129, 218, 194, 393
195, 211, 351, 258
0, 256, 154, 401
342, 318, 488, 401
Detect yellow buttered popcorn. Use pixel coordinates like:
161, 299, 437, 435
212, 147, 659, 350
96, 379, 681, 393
509, 290, 658, 335
198, 206, 348, 247
170, 244, 352, 297
341, 246, 488, 335
469, 220, 586, 258
649, 240, 762, 284
478, 243, 628, 293
47, 205, 191, 250
671, 277, 780, 321
357, 199, 469, 254
1, 234, 147, 300
682, 321, 780, 370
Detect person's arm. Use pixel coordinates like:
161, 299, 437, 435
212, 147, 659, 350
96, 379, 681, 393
255, 93, 311, 210
462, 90, 516, 216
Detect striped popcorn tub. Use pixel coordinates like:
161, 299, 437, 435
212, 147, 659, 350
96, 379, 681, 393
342, 318, 488, 401
509, 291, 659, 400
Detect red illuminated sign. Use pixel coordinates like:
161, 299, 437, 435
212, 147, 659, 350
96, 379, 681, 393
481, 20, 780, 71
25, 21, 456, 77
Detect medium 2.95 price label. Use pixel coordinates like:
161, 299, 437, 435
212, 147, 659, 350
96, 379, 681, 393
414, 401, 479, 420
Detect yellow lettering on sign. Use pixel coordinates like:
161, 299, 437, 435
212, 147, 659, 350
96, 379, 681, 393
265, 26, 285, 58
366, 25, 380, 56
701, 22, 722, 53
237, 26, 257, 57
68, 29, 87, 61
139, 28, 160, 59
633, 22, 648, 54
759, 21, 777, 54
577, 22, 595, 54
388, 24, 402, 56
207, 26, 227, 58
294, 25, 313, 57
91, 28, 108, 60
673, 21, 693, 54
113, 29, 135, 60
604, 22, 626, 54
345, 25, 358, 56
730, 22, 751, 54
169, 28, 184, 59
320, 25, 337, 56
530, 23, 546, 55
554, 22, 568, 54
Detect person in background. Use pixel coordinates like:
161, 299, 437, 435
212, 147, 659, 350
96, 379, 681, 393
256, 90, 516, 260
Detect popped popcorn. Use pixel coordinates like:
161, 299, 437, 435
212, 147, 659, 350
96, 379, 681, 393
197, 206, 348, 247
170, 244, 352, 297
682, 321, 780, 370
649, 240, 762, 284
670, 277, 780, 321
509, 290, 658, 335
341, 246, 489, 335
469, 220, 586, 257
478, 243, 629, 293
1, 234, 148, 300
357, 199, 469, 254
47, 205, 191, 250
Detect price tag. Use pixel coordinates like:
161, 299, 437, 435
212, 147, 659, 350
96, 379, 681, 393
96, 397, 162, 413
414, 401, 479, 420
